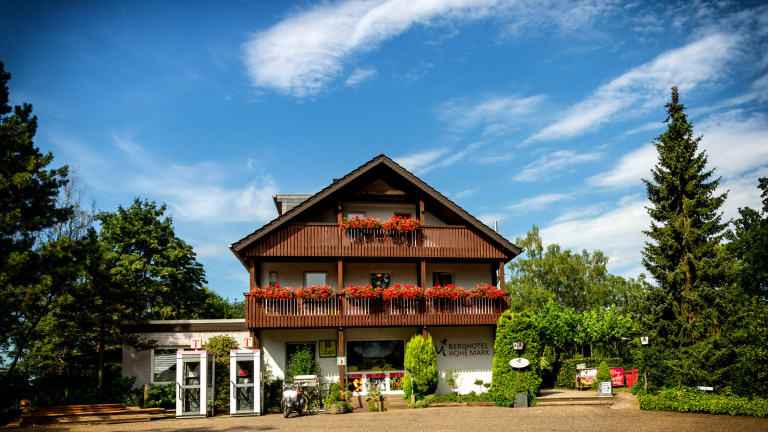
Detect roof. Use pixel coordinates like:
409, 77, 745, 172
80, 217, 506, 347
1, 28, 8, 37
122, 319, 247, 333
230, 154, 521, 264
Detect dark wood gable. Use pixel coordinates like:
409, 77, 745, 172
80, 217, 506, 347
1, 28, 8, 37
231, 154, 521, 264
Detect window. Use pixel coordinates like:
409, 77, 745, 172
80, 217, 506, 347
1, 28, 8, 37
394, 213, 412, 218
268, 271, 278, 287
433, 272, 453, 286
305, 271, 326, 287
347, 211, 365, 219
370, 272, 391, 289
346, 340, 404, 372
286, 342, 316, 372
152, 348, 177, 383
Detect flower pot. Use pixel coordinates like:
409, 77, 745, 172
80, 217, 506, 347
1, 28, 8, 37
514, 393, 528, 408
324, 403, 348, 414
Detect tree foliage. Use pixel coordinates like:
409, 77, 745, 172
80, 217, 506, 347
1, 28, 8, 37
507, 225, 646, 313
404, 334, 437, 397
642, 86, 729, 346
98, 198, 207, 320
0, 61, 73, 400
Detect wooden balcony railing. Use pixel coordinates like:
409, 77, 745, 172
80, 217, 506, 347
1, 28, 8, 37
245, 294, 509, 329
245, 224, 506, 259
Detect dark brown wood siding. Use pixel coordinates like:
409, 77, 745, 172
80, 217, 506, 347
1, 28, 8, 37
243, 224, 507, 259
245, 294, 509, 329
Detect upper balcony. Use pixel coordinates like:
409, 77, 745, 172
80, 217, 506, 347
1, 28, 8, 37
242, 223, 507, 260
245, 294, 510, 329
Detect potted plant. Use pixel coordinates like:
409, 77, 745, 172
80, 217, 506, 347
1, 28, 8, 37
323, 382, 350, 414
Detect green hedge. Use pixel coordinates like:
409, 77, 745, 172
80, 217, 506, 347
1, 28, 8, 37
637, 387, 768, 417
554, 358, 639, 389
491, 310, 542, 406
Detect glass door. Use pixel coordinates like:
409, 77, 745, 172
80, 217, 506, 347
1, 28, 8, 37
181, 360, 201, 415
234, 360, 255, 412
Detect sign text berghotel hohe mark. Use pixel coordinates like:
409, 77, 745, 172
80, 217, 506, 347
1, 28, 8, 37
436, 339, 492, 357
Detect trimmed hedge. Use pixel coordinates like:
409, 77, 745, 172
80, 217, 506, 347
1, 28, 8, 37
637, 387, 768, 417
555, 358, 639, 389
491, 310, 542, 407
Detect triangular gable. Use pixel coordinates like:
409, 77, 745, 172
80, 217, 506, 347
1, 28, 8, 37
230, 154, 521, 263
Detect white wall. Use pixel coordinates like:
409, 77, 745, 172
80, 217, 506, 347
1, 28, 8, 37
260, 262, 338, 288
430, 326, 496, 395
122, 328, 251, 388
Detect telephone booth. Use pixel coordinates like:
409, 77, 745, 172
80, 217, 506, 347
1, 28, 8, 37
176, 350, 215, 418
230, 349, 262, 416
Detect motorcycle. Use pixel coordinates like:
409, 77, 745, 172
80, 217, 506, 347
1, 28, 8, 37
280, 385, 308, 418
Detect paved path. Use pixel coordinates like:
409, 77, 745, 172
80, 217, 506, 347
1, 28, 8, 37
25, 404, 768, 432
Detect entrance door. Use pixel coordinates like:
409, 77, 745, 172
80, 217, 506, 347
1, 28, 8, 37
181, 360, 201, 415
234, 360, 255, 412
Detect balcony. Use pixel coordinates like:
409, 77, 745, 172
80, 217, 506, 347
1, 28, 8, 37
245, 294, 509, 329
244, 224, 507, 259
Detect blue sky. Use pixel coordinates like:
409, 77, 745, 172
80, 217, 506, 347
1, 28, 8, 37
2, 0, 767, 301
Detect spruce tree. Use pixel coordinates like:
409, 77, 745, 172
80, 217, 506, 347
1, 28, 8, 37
641, 87, 730, 386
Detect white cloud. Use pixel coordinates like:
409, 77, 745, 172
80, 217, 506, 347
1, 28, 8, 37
526, 33, 740, 143
241, 0, 625, 98
699, 110, 768, 179
394, 148, 450, 172
345, 67, 377, 86
588, 144, 656, 189
242, 0, 501, 97
541, 195, 650, 271
514, 150, 602, 181
506, 193, 570, 211
438, 93, 546, 133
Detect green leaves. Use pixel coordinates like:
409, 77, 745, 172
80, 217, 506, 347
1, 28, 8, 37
508, 226, 646, 314
97, 198, 207, 320
404, 334, 437, 397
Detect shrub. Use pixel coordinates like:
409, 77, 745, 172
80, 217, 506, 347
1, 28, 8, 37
285, 345, 321, 383
204, 335, 240, 414
637, 387, 768, 417
491, 310, 542, 407
404, 334, 437, 397
144, 383, 175, 408
402, 372, 412, 401
596, 361, 611, 388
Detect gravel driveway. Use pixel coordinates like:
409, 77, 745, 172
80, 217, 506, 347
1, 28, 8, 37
25, 404, 768, 432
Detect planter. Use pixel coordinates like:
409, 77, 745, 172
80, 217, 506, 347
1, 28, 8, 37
514, 393, 528, 408
324, 403, 349, 414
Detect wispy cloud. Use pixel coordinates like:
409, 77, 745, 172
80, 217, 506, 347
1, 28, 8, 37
438, 93, 546, 134
394, 148, 450, 173
587, 144, 656, 189
506, 193, 570, 212
514, 150, 601, 181
241, 0, 624, 98
525, 33, 740, 143
345, 67, 377, 86
541, 194, 650, 271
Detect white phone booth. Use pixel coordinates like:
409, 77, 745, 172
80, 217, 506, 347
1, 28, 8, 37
230, 349, 262, 416
176, 350, 215, 418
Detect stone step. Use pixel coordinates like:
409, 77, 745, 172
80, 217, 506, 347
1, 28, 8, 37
537, 396, 614, 407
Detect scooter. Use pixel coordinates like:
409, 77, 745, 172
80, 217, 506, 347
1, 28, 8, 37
280, 385, 308, 418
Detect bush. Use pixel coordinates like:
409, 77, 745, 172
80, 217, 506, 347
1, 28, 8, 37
402, 372, 412, 401
144, 383, 175, 408
203, 335, 240, 414
637, 387, 768, 417
404, 334, 437, 397
285, 345, 321, 383
263, 377, 283, 410
491, 310, 542, 407
596, 361, 611, 388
